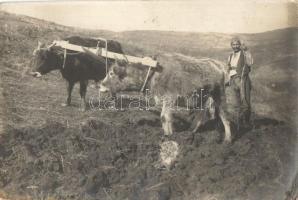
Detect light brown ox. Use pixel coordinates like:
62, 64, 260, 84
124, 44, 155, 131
100, 53, 232, 142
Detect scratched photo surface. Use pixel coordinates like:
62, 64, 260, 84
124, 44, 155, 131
0, 1, 297, 200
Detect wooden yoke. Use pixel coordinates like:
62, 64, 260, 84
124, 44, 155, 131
52, 40, 158, 68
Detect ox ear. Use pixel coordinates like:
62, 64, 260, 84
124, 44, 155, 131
114, 57, 126, 66
114, 58, 127, 67
37, 41, 46, 49
114, 58, 120, 66
113, 63, 127, 79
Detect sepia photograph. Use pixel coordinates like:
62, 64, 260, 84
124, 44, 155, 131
0, 0, 297, 199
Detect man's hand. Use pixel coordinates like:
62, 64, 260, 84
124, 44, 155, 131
242, 65, 251, 76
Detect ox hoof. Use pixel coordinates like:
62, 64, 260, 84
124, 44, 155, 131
164, 131, 173, 136
90, 84, 96, 89
79, 104, 87, 111
192, 128, 199, 133
223, 138, 232, 144
79, 107, 87, 112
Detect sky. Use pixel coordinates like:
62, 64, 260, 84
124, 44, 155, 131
0, 0, 296, 33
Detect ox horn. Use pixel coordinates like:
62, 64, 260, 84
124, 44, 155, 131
37, 41, 46, 49
37, 41, 42, 49
47, 42, 56, 50
33, 41, 43, 55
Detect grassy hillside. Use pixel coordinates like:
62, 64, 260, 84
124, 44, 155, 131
0, 11, 297, 200
1, 10, 297, 124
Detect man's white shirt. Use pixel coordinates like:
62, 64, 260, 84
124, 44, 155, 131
228, 51, 253, 77
229, 51, 240, 77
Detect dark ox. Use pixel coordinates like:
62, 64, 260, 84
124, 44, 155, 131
31, 37, 122, 110
100, 54, 233, 142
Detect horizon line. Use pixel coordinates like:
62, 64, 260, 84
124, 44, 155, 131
0, 10, 296, 35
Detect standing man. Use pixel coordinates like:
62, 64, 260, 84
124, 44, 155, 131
226, 37, 253, 130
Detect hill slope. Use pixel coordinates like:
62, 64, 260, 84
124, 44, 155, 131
0, 11, 297, 200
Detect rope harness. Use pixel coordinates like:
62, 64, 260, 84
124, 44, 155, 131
141, 66, 153, 92
53, 48, 81, 70
62, 49, 67, 69
96, 39, 108, 76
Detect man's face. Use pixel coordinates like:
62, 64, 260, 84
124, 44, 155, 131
231, 41, 241, 52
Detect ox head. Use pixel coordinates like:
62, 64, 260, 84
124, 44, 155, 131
31, 41, 59, 78
100, 59, 148, 93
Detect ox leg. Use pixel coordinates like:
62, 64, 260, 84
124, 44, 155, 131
95, 81, 101, 101
192, 96, 215, 133
192, 120, 202, 133
192, 110, 206, 133
80, 80, 88, 111
62, 82, 74, 107
192, 113, 205, 133
161, 100, 173, 135
219, 108, 232, 143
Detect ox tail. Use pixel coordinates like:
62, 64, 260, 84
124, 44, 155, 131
217, 71, 226, 107
221, 70, 226, 94
218, 71, 228, 116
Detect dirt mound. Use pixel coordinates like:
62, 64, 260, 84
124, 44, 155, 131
0, 116, 296, 200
